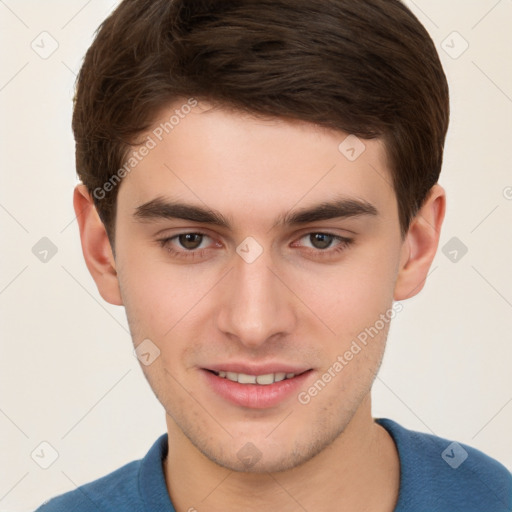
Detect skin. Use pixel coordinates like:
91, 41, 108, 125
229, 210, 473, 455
75, 100, 445, 511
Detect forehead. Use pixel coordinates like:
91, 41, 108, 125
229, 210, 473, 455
116, 101, 398, 230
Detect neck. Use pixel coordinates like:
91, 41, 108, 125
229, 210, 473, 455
164, 394, 400, 512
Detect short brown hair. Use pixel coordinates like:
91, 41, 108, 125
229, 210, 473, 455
72, 0, 449, 240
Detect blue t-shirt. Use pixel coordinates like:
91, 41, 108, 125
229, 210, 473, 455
35, 418, 512, 511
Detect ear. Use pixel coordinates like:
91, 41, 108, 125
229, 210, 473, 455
73, 184, 123, 306
394, 184, 446, 300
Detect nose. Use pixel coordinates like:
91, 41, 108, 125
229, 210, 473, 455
216, 248, 297, 349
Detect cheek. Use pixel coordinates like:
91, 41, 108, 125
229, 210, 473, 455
292, 244, 400, 339
116, 246, 222, 363
115, 247, 186, 338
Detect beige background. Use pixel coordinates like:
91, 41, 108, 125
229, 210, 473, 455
1, 1, 511, 510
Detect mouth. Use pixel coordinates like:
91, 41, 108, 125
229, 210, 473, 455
206, 369, 306, 385
201, 366, 314, 409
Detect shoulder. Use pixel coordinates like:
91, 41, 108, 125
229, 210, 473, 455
34, 433, 169, 511
34, 460, 142, 511
377, 418, 512, 512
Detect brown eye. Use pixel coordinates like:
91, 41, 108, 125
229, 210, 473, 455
178, 233, 204, 250
291, 232, 354, 260
309, 233, 335, 250
158, 231, 219, 262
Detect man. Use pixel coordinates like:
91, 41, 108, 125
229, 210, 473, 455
37, 0, 511, 510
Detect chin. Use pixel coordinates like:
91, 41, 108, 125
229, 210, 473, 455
193, 424, 345, 474
205, 447, 315, 474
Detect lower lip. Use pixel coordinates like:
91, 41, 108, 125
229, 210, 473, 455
202, 369, 313, 409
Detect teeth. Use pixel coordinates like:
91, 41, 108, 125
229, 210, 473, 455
256, 373, 274, 385
237, 373, 257, 384
216, 371, 296, 384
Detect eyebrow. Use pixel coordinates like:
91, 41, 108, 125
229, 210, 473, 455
133, 195, 378, 230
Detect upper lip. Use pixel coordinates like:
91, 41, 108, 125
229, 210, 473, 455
204, 363, 312, 376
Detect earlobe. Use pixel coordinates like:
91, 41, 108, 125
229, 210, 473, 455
394, 184, 446, 301
73, 185, 123, 306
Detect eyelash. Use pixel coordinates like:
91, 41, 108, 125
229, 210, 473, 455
157, 232, 354, 261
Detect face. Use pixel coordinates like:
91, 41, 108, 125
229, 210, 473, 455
113, 100, 405, 472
